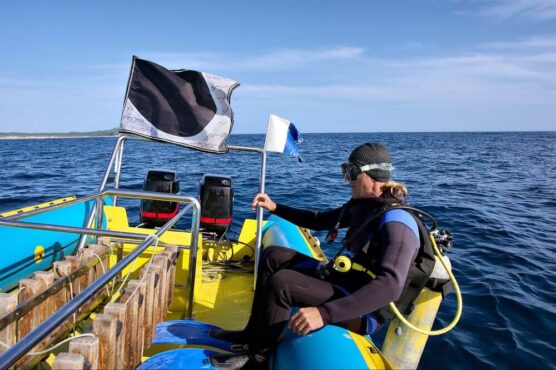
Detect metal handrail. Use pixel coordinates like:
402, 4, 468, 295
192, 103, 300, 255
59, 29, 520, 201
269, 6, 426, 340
0, 192, 201, 369
78, 135, 128, 251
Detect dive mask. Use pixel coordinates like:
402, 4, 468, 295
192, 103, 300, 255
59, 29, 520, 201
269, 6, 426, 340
341, 162, 395, 182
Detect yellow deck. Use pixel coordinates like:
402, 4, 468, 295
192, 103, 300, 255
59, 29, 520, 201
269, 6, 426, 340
104, 205, 255, 327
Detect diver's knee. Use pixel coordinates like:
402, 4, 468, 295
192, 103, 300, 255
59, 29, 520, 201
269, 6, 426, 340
261, 246, 293, 270
267, 269, 292, 293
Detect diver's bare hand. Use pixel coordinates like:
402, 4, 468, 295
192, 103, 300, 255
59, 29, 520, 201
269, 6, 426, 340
288, 307, 324, 336
251, 193, 277, 212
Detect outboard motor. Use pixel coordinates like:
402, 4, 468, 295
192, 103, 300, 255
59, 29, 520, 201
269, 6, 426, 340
140, 170, 180, 227
199, 175, 233, 236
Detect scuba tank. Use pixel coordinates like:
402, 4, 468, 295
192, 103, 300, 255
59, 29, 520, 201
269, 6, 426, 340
381, 229, 457, 370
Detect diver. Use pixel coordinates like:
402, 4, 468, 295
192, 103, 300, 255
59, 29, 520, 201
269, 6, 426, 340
211, 143, 422, 369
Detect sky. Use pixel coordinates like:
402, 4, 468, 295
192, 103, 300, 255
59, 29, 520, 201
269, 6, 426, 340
0, 1, 555, 134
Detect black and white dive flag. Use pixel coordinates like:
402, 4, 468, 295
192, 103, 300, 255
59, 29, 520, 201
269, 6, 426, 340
120, 56, 239, 153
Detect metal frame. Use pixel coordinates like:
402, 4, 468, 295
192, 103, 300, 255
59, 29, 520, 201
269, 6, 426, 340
78, 136, 128, 251
96, 137, 269, 286
0, 189, 200, 369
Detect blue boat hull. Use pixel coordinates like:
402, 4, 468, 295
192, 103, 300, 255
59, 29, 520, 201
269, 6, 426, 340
0, 199, 108, 292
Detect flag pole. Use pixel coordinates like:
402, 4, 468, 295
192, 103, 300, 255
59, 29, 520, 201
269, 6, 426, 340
254, 149, 267, 290
227, 144, 267, 290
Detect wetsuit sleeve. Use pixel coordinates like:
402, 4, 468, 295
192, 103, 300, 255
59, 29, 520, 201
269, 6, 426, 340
317, 221, 419, 324
272, 203, 345, 231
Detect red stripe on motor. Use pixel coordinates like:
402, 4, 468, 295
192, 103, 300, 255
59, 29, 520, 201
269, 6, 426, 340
156, 212, 178, 219
141, 211, 178, 219
201, 217, 232, 225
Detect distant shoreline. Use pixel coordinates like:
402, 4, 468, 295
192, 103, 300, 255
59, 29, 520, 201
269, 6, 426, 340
0, 135, 117, 140
0, 128, 119, 140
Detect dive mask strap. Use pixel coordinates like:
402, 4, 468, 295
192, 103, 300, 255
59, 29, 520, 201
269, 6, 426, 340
359, 163, 395, 172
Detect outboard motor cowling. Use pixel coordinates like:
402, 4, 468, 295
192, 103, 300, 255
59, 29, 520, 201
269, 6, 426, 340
140, 170, 180, 227
199, 175, 233, 236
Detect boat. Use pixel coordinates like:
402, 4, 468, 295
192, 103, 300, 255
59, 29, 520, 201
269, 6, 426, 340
0, 57, 461, 369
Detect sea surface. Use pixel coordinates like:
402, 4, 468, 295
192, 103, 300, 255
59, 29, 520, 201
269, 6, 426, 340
0, 132, 554, 369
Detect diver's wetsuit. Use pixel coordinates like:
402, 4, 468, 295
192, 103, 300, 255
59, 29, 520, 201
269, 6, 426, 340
244, 194, 420, 354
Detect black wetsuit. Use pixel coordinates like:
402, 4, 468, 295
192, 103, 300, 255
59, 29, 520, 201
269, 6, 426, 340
245, 194, 420, 354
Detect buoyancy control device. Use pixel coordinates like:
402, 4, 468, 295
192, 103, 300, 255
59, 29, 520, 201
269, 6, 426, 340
376, 208, 451, 322
330, 205, 453, 320
327, 204, 461, 369
199, 175, 233, 236
140, 170, 180, 227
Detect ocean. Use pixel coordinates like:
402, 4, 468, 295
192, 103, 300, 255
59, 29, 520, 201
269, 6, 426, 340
0, 132, 554, 369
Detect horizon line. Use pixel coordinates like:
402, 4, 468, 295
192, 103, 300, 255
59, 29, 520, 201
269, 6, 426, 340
0, 129, 555, 136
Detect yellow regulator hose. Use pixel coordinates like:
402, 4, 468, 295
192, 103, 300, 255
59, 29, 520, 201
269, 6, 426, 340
388, 234, 463, 336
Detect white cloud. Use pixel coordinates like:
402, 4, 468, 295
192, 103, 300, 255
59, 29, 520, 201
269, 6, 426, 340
472, 0, 556, 21
234, 36, 556, 113
480, 35, 556, 50
240, 47, 364, 70
86, 47, 365, 75
142, 47, 364, 72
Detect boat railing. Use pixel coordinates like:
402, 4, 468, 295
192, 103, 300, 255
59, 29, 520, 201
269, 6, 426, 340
0, 189, 201, 369
91, 135, 268, 288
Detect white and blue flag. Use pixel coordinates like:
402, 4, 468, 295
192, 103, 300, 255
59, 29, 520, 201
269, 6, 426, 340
264, 115, 303, 162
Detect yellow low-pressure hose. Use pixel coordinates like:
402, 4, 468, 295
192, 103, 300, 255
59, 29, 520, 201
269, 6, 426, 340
388, 234, 463, 336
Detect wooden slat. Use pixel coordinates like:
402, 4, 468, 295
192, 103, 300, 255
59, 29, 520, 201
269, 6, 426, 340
0, 293, 17, 353
17, 279, 41, 340
125, 280, 146, 367
103, 302, 127, 370
138, 268, 156, 346
118, 291, 139, 369
54, 260, 78, 331
150, 260, 166, 324
92, 314, 117, 370
161, 246, 179, 308
33, 271, 56, 350
64, 256, 82, 295
80, 249, 96, 288
69, 336, 99, 370
33, 271, 56, 323
97, 238, 113, 277
53, 260, 73, 313
153, 255, 171, 318
87, 244, 109, 281
78, 248, 102, 313
87, 243, 110, 302
52, 352, 85, 370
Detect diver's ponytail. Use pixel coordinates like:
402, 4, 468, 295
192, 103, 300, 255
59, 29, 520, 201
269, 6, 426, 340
382, 180, 408, 197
